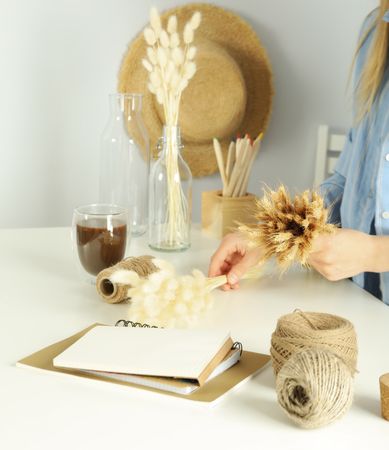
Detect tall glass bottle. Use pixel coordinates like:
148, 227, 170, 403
149, 126, 192, 251
99, 93, 149, 236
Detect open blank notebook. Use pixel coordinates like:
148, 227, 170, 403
17, 323, 271, 402
53, 326, 233, 386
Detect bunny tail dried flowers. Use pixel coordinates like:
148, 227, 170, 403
142, 7, 201, 126
142, 7, 201, 250
109, 259, 263, 328
239, 185, 336, 271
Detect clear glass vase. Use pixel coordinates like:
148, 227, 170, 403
149, 126, 192, 251
99, 93, 149, 236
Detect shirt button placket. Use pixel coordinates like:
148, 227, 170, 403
381, 140, 389, 232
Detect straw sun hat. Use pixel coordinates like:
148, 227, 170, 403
118, 3, 273, 177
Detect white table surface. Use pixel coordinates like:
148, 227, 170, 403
1, 226, 388, 450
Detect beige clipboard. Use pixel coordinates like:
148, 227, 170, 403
17, 323, 270, 403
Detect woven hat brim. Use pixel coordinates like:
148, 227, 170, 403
118, 3, 274, 177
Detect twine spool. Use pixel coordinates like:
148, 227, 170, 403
270, 310, 358, 375
96, 256, 159, 304
276, 348, 354, 428
379, 373, 389, 420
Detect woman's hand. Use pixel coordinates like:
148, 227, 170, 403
308, 228, 376, 281
208, 232, 264, 290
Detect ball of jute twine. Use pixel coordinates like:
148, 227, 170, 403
276, 348, 354, 428
270, 310, 358, 428
96, 256, 159, 304
270, 310, 358, 375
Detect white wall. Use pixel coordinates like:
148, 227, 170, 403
0, 0, 377, 228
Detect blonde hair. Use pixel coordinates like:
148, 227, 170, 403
355, 1, 389, 120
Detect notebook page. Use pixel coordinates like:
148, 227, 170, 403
79, 347, 241, 395
53, 326, 231, 380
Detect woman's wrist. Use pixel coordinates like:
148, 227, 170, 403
367, 235, 389, 273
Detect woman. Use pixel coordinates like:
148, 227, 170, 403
208, 2, 389, 303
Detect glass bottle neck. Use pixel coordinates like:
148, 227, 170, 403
108, 94, 143, 119
160, 126, 182, 156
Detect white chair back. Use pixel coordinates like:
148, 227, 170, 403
314, 125, 346, 186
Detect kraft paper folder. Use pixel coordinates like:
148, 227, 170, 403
17, 324, 270, 403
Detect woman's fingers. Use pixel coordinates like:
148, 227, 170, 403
227, 257, 252, 285
208, 236, 242, 277
208, 232, 251, 290
209, 255, 225, 277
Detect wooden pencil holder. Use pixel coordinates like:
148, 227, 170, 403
201, 190, 257, 239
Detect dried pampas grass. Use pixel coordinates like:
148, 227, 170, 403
110, 259, 263, 328
239, 185, 335, 270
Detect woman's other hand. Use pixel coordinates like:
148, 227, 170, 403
308, 228, 375, 281
208, 232, 264, 290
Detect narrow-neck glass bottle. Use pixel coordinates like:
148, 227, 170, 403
99, 93, 149, 236
149, 125, 192, 251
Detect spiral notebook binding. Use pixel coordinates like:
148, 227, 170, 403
232, 341, 243, 356
115, 319, 158, 328
115, 319, 243, 354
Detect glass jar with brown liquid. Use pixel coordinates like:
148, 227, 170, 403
72, 204, 129, 282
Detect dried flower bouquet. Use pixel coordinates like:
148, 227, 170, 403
239, 185, 336, 271
110, 259, 263, 328
143, 8, 201, 247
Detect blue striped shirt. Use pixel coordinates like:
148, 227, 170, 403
321, 9, 389, 303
